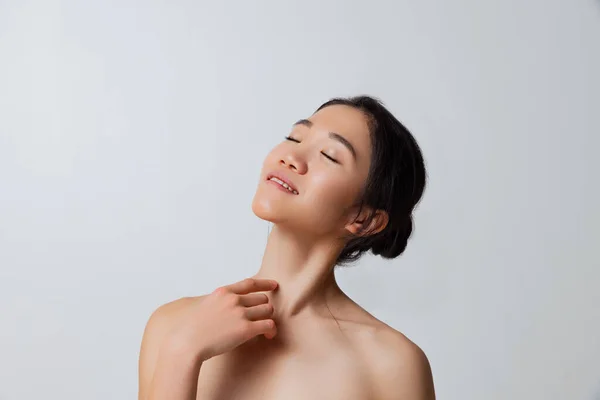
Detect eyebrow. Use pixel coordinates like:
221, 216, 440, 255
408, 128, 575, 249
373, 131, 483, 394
293, 119, 357, 160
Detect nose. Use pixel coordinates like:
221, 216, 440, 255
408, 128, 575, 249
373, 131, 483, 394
280, 151, 307, 174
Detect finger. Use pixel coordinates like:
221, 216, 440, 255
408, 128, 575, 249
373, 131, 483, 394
239, 293, 269, 307
249, 319, 277, 339
264, 321, 278, 340
264, 327, 277, 340
245, 303, 274, 321
227, 278, 278, 295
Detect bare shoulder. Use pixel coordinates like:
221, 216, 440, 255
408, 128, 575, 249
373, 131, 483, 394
147, 296, 204, 329
138, 296, 205, 400
142, 296, 206, 346
368, 324, 435, 400
339, 305, 435, 400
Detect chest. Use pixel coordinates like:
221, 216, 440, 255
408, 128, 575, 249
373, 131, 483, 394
196, 338, 373, 400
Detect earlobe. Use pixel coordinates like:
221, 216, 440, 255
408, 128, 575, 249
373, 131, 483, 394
345, 220, 364, 236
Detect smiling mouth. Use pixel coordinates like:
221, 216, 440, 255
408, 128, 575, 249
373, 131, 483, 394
267, 176, 299, 195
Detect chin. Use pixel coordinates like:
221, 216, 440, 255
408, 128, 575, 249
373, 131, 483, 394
251, 181, 297, 223
251, 193, 281, 223
251, 194, 310, 231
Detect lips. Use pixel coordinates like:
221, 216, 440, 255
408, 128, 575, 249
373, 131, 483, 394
266, 172, 299, 194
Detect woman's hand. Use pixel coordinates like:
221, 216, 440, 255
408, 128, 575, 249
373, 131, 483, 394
164, 278, 279, 362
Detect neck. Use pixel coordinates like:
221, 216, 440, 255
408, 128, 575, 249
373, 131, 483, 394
252, 223, 345, 319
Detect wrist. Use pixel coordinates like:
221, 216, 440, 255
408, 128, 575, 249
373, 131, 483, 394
160, 335, 206, 367
162, 333, 212, 364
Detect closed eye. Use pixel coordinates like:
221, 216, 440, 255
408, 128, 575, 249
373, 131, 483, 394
284, 136, 300, 143
285, 136, 339, 164
321, 152, 339, 164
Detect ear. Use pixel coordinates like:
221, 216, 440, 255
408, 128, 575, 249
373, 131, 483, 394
345, 208, 389, 237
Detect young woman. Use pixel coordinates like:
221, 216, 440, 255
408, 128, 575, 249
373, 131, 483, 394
138, 96, 435, 400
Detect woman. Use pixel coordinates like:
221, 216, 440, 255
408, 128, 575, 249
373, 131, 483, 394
138, 96, 435, 400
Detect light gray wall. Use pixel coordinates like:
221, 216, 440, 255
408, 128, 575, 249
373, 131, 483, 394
1, 1, 599, 399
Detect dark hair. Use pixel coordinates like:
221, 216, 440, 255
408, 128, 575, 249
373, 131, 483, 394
315, 96, 427, 265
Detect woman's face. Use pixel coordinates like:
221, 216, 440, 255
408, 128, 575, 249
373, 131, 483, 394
252, 104, 373, 237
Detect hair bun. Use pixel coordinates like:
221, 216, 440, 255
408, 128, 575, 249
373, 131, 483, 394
371, 215, 413, 259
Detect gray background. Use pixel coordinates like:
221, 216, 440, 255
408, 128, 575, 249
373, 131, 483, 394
1, 1, 599, 399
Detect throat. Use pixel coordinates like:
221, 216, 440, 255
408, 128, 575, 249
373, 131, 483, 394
252, 224, 345, 319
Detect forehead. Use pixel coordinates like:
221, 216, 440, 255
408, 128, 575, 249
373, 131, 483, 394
309, 104, 372, 157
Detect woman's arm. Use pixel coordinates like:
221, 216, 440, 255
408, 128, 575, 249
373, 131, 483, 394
138, 298, 201, 400
146, 342, 204, 400
138, 278, 279, 400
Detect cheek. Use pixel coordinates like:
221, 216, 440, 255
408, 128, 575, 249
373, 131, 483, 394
306, 172, 361, 212
299, 173, 362, 233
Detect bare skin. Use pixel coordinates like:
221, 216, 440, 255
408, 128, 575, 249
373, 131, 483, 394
138, 105, 435, 400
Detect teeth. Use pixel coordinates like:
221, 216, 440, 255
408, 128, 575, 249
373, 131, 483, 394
269, 177, 298, 194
